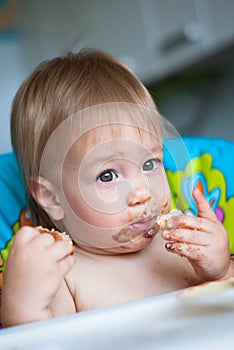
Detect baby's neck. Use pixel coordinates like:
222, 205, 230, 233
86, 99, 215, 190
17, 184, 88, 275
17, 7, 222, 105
74, 241, 150, 260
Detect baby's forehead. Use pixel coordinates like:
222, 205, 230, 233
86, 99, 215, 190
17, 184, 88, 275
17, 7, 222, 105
67, 124, 162, 170
87, 122, 160, 140
73, 102, 161, 135
40, 103, 163, 166
67, 105, 163, 162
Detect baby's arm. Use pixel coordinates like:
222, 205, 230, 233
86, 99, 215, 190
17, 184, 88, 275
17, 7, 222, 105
1, 226, 76, 327
161, 188, 232, 281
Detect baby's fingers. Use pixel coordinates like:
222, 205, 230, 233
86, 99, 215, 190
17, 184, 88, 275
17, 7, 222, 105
163, 228, 209, 246
49, 240, 74, 261
58, 254, 76, 276
165, 241, 206, 260
166, 211, 223, 235
192, 188, 217, 222
49, 240, 76, 276
14, 226, 41, 245
14, 226, 56, 250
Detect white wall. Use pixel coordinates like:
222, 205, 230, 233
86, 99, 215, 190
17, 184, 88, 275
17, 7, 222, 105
0, 1, 234, 154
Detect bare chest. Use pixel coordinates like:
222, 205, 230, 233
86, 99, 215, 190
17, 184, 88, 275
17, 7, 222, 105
71, 251, 200, 312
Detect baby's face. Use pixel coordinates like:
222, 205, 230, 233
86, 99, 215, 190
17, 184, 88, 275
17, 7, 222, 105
59, 123, 171, 254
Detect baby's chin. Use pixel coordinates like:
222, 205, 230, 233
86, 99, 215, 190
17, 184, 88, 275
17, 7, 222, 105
74, 232, 156, 256
118, 232, 157, 253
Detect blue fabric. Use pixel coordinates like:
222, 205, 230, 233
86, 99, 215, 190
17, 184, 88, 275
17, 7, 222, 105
0, 153, 27, 262
163, 136, 234, 198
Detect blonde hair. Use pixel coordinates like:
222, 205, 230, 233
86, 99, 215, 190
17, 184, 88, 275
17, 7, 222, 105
11, 49, 158, 227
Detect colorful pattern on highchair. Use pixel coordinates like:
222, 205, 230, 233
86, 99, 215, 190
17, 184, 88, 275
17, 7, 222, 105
164, 136, 234, 253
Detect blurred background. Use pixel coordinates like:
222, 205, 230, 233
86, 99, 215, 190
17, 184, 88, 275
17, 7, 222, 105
1, 0, 234, 153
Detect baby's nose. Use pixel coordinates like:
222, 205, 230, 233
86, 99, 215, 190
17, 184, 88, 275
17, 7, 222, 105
128, 180, 151, 207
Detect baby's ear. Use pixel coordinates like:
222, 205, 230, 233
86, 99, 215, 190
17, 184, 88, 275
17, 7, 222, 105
29, 176, 64, 221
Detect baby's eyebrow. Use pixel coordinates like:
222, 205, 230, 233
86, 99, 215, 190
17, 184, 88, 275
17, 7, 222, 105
148, 145, 163, 154
103, 151, 128, 161
81, 142, 163, 169
82, 151, 127, 169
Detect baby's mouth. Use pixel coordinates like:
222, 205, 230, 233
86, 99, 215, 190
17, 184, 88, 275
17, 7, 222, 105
130, 216, 156, 233
112, 216, 159, 243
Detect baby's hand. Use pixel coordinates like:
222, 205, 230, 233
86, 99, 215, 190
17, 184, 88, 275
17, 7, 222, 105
1, 226, 76, 326
161, 188, 230, 281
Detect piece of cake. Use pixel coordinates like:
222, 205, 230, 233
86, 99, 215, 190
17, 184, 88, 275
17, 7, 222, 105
36, 226, 74, 253
156, 209, 183, 230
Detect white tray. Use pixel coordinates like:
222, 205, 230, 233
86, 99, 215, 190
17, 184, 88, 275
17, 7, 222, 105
1, 278, 234, 349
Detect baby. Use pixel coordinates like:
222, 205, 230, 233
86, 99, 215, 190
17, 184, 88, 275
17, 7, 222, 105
1, 49, 233, 327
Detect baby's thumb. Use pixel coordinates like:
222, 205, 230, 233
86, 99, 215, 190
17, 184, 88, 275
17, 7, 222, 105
192, 188, 217, 221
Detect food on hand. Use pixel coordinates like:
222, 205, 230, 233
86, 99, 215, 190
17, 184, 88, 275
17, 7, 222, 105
156, 209, 183, 230
36, 226, 74, 253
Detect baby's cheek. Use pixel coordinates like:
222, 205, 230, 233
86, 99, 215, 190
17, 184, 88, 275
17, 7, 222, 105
162, 167, 171, 199
161, 187, 171, 214
162, 198, 171, 215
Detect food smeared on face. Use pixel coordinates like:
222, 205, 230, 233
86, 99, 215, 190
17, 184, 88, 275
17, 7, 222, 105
112, 216, 160, 243
112, 209, 182, 245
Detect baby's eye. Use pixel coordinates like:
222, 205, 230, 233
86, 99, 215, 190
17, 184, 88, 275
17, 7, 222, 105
143, 159, 159, 171
97, 170, 118, 183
